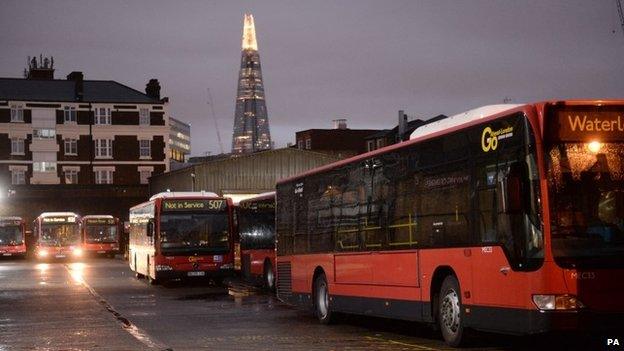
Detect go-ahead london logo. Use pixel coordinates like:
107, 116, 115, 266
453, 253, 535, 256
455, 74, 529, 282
481, 126, 514, 152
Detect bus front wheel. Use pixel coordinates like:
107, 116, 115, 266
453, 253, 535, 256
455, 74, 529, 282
263, 261, 275, 292
438, 275, 464, 347
313, 273, 333, 324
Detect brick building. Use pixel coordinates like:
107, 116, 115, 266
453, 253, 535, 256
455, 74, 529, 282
295, 119, 382, 158
0, 58, 169, 222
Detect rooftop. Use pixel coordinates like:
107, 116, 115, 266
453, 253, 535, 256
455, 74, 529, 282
0, 77, 163, 104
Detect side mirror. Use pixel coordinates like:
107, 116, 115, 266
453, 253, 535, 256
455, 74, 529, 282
146, 219, 155, 237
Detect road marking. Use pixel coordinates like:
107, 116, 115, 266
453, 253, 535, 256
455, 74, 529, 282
365, 335, 442, 350
63, 264, 172, 351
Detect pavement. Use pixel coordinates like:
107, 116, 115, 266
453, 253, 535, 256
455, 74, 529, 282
0, 257, 615, 350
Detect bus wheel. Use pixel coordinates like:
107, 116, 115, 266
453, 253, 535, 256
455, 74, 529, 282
263, 261, 275, 292
135, 272, 144, 279
438, 275, 464, 347
148, 275, 159, 285
313, 273, 333, 324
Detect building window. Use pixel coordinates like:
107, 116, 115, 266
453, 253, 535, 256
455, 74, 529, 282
366, 140, 375, 152
64, 139, 78, 155
33, 162, 57, 172
95, 139, 113, 158
10, 104, 24, 122
95, 170, 113, 184
297, 140, 304, 149
95, 107, 111, 125
139, 170, 151, 184
376, 138, 385, 149
139, 139, 151, 157
33, 128, 56, 139
305, 139, 311, 150
64, 106, 77, 123
11, 138, 25, 155
64, 170, 78, 184
11, 170, 25, 185
139, 108, 150, 125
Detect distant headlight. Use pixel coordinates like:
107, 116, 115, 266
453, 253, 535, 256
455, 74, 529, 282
72, 248, 83, 257
37, 249, 48, 258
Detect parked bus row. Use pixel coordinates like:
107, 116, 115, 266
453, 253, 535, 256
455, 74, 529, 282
111, 100, 624, 346
0, 213, 121, 259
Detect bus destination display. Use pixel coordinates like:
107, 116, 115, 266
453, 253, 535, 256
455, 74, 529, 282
162, 199, 226, 212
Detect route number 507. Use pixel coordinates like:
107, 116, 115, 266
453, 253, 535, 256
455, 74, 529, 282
208, 200, 224, 210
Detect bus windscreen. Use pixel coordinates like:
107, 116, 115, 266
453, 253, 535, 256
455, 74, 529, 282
546, 106, 624, 267
0, 225, 22, 246
159, 199, 229, 253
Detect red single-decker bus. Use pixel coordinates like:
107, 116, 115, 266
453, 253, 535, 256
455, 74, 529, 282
276, 101, 624, 346
0, 217, 27, 258
129, 192, 236, 284
237, 192, 276, 290
81, 215, 120, 257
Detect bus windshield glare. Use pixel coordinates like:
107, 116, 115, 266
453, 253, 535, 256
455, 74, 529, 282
0, 226, 22, 246
159, 212, 229, 252
546, 107, 624, 267
85, 225, 118, 243
39, 224, 81, 246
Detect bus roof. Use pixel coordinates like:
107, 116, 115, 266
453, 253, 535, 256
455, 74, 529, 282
409, 104, 523, 140
149, 191, 219, 201
238, 191, 276, 203
82, 215, 115, 219
38, 212, 79, 218
277, 103, 529, 185
0, 216, 23, 222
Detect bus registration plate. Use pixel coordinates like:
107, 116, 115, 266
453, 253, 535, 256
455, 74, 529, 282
188, 271, 205, 277
2, 253, 11, 256
56, 255, 66, 258
97, 251, 106, 253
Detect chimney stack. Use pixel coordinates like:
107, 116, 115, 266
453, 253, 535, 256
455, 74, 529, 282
67, 71, 84, 101
146, 79, 161, 100
332, 119, 347, 129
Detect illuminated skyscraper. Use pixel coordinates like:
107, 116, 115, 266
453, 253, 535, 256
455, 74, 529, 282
231, 13, 272, 154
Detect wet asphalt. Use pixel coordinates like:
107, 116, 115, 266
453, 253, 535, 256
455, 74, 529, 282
0, 257, 615, 350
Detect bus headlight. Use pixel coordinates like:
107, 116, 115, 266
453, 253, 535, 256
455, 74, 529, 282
72, 248, 83, 257
37, 249, 48, 258
532, 294, 585, 311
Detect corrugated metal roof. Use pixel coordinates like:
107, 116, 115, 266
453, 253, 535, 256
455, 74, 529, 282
0, 78, 162, 104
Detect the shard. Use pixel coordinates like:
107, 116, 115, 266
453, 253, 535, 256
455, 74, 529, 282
231, 13, 272, 154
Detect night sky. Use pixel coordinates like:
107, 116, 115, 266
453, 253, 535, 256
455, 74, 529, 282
1, 0, 623, 155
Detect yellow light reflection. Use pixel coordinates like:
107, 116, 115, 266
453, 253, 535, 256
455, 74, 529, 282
36, 263, 49, 274
588, 140, 602, 154
68, 262, 86, 284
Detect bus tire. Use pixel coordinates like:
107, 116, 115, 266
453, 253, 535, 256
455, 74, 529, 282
148, 275, 159, 285
263, 261, 275, 292
313, 273, 333, 324
438, 275, 464, 347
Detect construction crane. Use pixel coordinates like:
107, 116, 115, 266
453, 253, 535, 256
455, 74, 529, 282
617, 0, 624, 36
207, 88, 224, 154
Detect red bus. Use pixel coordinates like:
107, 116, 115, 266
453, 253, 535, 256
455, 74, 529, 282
81, 215, 121, 257
33, 212, 83, 260
0, 217, 27, 258
237, 192, 276, 290
129, 192, 236, 284
275, 101, 624, 346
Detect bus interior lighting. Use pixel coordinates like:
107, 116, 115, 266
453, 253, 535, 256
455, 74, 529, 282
587, 140, 602, 153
